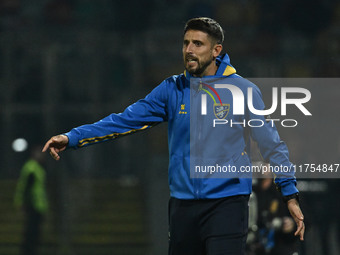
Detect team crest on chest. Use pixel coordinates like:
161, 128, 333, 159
213, 103, 230, 119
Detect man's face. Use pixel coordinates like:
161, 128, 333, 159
183, 30, 221, 77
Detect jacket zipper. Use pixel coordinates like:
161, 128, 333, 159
194, 78, 203, 199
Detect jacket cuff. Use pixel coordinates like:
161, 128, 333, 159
63, 131, 79, 149
279, 181, 299, 196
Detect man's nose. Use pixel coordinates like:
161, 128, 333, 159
184, 43, 193, 53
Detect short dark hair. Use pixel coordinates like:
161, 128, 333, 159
183, 17, 224, 44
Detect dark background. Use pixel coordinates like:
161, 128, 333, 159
0, 0, 339, 254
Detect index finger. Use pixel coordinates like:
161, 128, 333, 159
42, 138, 53, 153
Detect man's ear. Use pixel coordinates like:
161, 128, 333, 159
213, 44, 223, 58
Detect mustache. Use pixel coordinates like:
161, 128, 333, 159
185, 54, 198, 61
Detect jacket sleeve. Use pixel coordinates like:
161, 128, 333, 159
65, 81, 169, 149
247, 85, 298, 196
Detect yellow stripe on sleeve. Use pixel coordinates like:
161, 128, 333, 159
78, 125, 151, 147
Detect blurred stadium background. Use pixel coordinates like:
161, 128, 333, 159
0, 0, 339, 254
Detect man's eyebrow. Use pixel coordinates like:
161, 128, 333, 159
183, 39, 203, 43
183, 39, 190, 45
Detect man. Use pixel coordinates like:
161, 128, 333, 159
43, 17, 304, 254
15, 146, 49, 255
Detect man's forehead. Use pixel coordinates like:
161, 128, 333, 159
184, 30, 210, 41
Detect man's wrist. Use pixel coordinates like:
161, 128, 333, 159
283, 192, 299, 203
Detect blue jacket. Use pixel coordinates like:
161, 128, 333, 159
65, 53, 298, 199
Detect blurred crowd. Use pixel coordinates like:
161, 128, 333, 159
0, 0, 339, 77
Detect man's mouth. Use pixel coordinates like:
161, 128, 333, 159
186, 57, 198, 65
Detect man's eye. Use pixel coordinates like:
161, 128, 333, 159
195, 42, 202, 46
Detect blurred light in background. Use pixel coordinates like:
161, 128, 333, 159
12, 138, 28, 152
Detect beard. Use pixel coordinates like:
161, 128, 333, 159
184, 54, 214, 77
